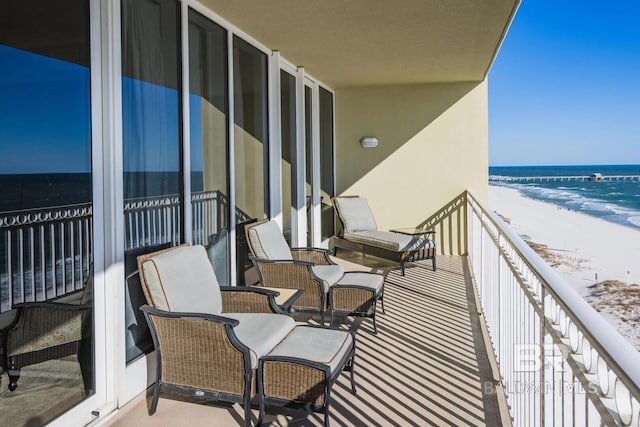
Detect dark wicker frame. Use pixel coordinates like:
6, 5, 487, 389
331, 197, 437, 276
137, 244, 286, 427
249, 256, 329, 324
328, 272, 385, 334
256, 326, 357, 427
141, 306, 255, 424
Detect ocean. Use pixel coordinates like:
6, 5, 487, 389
489, 165, 640, 231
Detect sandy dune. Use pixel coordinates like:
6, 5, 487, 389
488, 185, 640, 349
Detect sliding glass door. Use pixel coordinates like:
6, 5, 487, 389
280, 70, 297, 244
0, 0, 97, 424
319, 87, 336, 243
233, 36, 269, 284
278, 70, 335, 248
121, 0, 182, 364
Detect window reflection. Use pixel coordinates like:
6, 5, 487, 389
319, 88, 335, 241
280, 70, 296, 243
233, 36, 268, 284
121, 0, 182, 362
233, 36, 269, 222
0, 0, 94, 424
305, 86, 313, 241
189, 10, 229, 285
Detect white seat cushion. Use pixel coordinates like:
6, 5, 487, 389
311, 265, 345, 292
247, 220, 293, 260
333, 197, 377, 233
267, 326, 353, 373
142, 245, 222, 314
224, 313, 296, 369
343, 230, 436, 252
336, 272, 384, 293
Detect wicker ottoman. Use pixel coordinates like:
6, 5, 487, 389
256, 326, 356, 427
328, 272, 385, 334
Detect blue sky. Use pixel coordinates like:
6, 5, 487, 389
0, 45, 92, 174
489, 1, 640, 166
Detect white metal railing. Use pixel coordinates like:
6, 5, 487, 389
0, 204, 93, 313
466, 191, 640, 426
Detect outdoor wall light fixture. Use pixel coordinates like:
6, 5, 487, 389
361, 137, 378, 148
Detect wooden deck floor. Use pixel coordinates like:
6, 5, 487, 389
105, 254, 509, 427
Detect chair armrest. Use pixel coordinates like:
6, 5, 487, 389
249, 255, 314, 267
6, 302, 91, 357
140, 305, 240, 326
290, 248, 334, 265
219, 287, 285, 314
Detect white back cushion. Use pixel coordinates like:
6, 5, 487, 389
334, 197, 377, 233
142, 245, 222, 314
247, 220, 293, 260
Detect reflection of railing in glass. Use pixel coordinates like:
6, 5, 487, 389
124, 194, 182, 250
1, 190, 252, 313
0, 204, 93, 313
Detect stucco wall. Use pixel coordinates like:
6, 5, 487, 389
335, 80, 488, 245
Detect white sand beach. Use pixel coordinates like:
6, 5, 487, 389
489, 185, 640, 348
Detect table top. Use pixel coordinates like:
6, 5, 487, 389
390, 228, 436, 236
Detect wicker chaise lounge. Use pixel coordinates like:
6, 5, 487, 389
245, 219, 385, 333
137, 244, 357, 427
332, 196, 437, 276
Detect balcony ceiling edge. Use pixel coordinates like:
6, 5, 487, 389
201, 0, 520, 88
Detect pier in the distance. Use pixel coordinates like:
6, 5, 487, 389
488, 174, 640, 183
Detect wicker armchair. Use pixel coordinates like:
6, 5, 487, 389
137, 244, 299, 427
245, 220, 385, 332
1, 266, 93, 393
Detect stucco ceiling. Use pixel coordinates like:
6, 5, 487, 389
201, 0, 520, 88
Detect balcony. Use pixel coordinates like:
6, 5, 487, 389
102, 252, 506, 426
2, 193, 640, 426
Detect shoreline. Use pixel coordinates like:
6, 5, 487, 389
488, 185, 640, 349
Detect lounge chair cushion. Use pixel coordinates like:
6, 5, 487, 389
141, 245, 223, 314
333, 197, 377, 234
311, 265, 345, 292
337, 272, 384, 292
247, 220, 293, 260
224, 313, 296, 369
343, 230, 435, 253
268, 326, 353, 373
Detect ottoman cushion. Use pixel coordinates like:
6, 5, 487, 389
336, 272, 384, 293
267, 326, 353, 373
